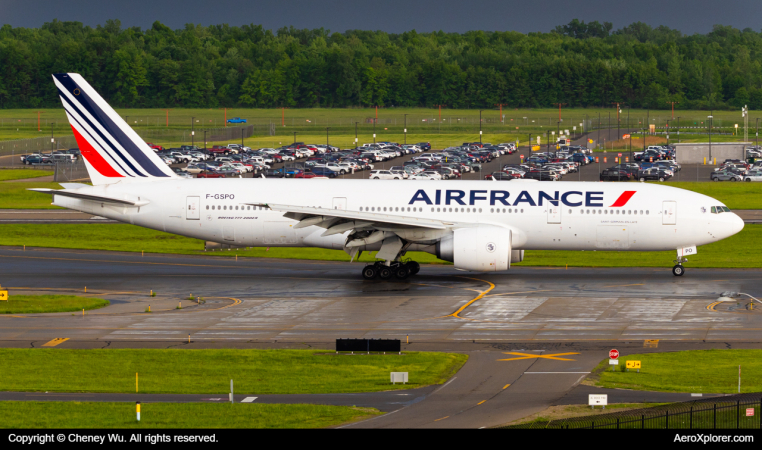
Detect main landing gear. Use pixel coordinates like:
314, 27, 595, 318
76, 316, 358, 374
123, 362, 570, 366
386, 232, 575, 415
362, 260, 420, 280
672, 256, 688, 277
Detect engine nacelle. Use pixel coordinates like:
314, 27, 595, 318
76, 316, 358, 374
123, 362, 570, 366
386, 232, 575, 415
437, 226, 512, 272
511, 250, 524, 263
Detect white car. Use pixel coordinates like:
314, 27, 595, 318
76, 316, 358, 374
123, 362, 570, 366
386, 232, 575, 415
409, 172, 436, 180
389, 169, 409, 179
369, 170, 402, 180
422, 170, 443, 180
170, 152, 192, 163
229, 162, 251, 173
744, 170, 762, 182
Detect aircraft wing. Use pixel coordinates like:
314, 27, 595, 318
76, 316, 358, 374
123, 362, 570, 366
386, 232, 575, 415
245, 202, 452, 235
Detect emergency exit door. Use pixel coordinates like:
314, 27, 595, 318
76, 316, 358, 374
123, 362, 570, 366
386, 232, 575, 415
547, 204, 561, 224
186, 196, 200, 220
662, 201, 676, 225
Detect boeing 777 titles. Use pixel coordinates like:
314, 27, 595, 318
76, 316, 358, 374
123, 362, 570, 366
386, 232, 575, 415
33, 73, 744, 279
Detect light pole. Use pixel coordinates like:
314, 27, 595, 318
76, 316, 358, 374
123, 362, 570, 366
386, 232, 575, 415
404, 114, 408, 145
373, 119, 376, 145
293, 131, 297, 144
756, 118, 760, 147
676, 116, 681, 143
354, 122, 359, 148
50, 123, 55, 151
597, 113, 601, 149
191, 117, 195, 147
326, 127, 330, 146
479, 110, 484, 144
203, 130, 208, 150
707, 110, 714, 164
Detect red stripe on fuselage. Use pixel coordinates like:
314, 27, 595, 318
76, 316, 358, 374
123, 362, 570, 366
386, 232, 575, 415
610, 190, 636, 207
70, 125, 123, 178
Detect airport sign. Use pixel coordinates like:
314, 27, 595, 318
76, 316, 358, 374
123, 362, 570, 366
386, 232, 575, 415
747, 408, 755, 417
609, 349, 619, 359
626, 361, 641, 369
589, 394, 608, 406
0, 290, 7, 301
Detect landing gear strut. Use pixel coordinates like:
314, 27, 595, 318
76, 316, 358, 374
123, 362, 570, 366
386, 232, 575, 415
362, 260, 420, 280
672, 256, 688, 277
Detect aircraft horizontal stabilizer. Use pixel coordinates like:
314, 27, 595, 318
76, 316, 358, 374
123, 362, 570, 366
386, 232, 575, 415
28, 189, 150, 207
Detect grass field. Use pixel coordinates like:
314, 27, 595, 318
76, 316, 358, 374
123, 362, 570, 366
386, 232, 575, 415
0, 295, 108, 314
0, 169, 53, 181
1, 221, 760, 268
506, 403, 668, 427
0, 349, 467, 394
0, 182, 61, 209
593, 350, 762, 394
0, 401, 380, 429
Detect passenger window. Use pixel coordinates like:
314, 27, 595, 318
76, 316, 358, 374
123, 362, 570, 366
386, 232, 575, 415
646, 210, 649, 215
437, 208, 441, 212
431, 208, 435, 212
206, 205, 209, 210
521, 209, 524, 213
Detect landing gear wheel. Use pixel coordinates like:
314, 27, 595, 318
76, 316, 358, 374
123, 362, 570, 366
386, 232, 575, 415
406, 261, 420, 275
378, 266, 393, 280
395, 265, 411, 279
672, 264, 685, 276
362, 265, 378, 280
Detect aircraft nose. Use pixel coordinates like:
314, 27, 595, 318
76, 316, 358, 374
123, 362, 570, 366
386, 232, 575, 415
731, 213, 745, 235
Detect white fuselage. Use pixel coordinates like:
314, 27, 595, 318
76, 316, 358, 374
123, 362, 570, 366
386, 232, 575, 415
52, 179, 744, 256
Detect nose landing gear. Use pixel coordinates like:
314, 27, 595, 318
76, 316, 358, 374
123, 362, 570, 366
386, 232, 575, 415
672, 256, 688, 277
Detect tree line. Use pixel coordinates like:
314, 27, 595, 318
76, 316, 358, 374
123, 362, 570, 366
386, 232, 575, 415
1, 19, 762, 110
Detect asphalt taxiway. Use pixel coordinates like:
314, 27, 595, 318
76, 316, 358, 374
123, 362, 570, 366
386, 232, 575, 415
2, 246, 762, 428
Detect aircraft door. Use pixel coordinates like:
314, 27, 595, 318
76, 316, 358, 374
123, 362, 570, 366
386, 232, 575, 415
186, 196, 200, 220
662, 201, 676, 225
332, 197, 347, 210
547, 204, 561, 224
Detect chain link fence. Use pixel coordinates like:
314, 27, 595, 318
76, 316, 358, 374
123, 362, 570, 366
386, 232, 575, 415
505, 393, 762, 429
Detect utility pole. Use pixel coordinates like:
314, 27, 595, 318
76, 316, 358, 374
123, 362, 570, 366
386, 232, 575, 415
404, 114, 408, 145
35, 111, 44, 132
219, 107, 228, 127
676, 116, 681, 143
666, 101, 679, 119
434, 104, 446, 123
552, 103, 566, 122
162, 109, 172, 127
494, 103, 508, 124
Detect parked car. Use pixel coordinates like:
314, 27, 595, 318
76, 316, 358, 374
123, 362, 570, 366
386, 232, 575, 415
226, 117, 247, 124
309, 167, 338, 178
638, 168, 672, 182
744, 169, 762, 182
197, 171, 226, 178
600, 168, 634, 181
711, 169, 743, 182
369, 170, 401, 180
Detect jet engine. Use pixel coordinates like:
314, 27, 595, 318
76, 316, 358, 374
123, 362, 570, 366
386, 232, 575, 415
436, 226, 514, 271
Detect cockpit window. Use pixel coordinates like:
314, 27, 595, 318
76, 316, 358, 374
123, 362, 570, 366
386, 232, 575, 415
722, 206, 731, 213
711, 206, 717, 214
710, 206, 731, 214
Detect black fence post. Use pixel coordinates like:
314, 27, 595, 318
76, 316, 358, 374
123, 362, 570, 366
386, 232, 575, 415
617, 418, 619, 429
690, 406, 693, 429
666, 410, 669, 429
738, 400, 740, 429
641, 414, 644, 429
714, 404, 717, 429
760, 399, 762, 429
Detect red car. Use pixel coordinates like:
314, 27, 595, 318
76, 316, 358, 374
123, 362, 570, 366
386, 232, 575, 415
197, 171, 226, 178
294, 172, 317, 178
146, 143, 164, 152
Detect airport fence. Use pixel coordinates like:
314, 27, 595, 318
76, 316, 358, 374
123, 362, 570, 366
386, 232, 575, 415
0, 125, 255, 159
53, 161, 90, 182
504, 393, 762, 429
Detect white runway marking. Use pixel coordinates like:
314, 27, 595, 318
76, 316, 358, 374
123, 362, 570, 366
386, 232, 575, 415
241, 397, 257, 403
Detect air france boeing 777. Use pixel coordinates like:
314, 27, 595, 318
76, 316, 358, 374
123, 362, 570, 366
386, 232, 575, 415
33, 73, 745, 279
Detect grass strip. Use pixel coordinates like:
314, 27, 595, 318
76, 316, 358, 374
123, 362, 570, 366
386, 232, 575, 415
0, 349, 467, 394
504, 403, 668, 427
592, 349, 762, 394
0, 295, 108, 314
0, 401, 380, 429
1, 222, 760, 268
0, 169, 53, 181
0, 182, 62, 209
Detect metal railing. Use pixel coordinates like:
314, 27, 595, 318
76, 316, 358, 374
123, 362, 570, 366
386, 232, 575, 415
505, 394, 762, 429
